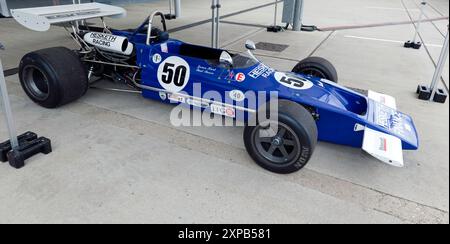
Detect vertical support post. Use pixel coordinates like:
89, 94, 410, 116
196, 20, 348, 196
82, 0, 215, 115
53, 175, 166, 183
273, 0, 278, 27
267, 0, 283, 32
165, 0, 177, 20
405, 1, 426, 49
0, 54, 19, 149
215, 0, 221, 48
174, 0, 181, 18
413, 1, 426, 43
211, 0, 217, 48
429, 26, 449, 100
0, 0, 10, 17
292, 0, 304, 31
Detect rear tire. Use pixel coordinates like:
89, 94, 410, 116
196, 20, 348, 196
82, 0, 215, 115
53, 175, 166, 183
292, 56, 338, 83
19, 47, 88, 108
244, 100, 318, 174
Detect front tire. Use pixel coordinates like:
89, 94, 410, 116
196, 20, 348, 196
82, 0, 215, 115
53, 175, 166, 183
244, 101, 318, 174
19, 47, 88, 108
292, 56, 338, 83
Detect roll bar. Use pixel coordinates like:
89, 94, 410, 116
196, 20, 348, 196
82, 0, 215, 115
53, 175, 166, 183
146, 11, 168, 45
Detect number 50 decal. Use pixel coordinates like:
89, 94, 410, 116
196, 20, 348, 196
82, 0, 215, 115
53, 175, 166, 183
157, 56, 191, 93
274, 72, 313, 90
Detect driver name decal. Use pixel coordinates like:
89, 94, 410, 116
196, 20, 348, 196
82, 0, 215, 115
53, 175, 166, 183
274, 72, 313, 90
157, 56, 190, 93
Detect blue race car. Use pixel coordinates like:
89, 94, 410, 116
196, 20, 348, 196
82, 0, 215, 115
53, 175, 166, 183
13, 5, 419, 174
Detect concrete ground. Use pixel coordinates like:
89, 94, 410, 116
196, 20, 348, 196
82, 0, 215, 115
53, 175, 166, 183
0, 0, 448, 224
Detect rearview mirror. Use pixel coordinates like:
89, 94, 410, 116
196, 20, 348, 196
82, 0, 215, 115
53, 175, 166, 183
245, 40, 256, 51
219, 51, 233, 67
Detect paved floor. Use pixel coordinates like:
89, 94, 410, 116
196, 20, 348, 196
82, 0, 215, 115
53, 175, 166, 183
0, 0, 448, 223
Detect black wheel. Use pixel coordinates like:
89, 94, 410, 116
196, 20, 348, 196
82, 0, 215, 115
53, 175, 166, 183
19, 47, 88, 108
244, 100, 318, 174
292, 56, 338, 83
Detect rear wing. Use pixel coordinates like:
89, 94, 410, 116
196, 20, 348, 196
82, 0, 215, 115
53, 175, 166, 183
11, 3, 126, 32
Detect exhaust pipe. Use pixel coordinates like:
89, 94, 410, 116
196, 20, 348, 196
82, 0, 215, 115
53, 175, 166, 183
84, 32, 134, 55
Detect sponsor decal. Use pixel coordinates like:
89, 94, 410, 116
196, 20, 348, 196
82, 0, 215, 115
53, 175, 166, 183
157, 56, 190, 93
248, 63, 275, 79
152, 54, 162, 64
379, 137, 387, 152
210, 104, 236, 118
196, 65, 217, 75
274, 72, 313, 90
161, 43, 168, 53
375, 103, 407, 137
229, 90, 246, 102
235, 73, 246, 82
88, 32, 118, 47
404, 123, 412, 132
168, 94, 186, 103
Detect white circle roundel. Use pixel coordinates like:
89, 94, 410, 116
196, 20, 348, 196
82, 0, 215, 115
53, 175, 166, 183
157, 56, 190, 93
274, 72, 313, 90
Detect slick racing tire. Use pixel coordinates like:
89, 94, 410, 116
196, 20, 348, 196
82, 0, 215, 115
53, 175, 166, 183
19, 47, 88, 108
244, 100, 318, 174
292, 56, 338, 83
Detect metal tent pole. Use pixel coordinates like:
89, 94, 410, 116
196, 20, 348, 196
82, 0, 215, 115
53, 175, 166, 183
174, 0, 181, 18
292, 0, 304, 31
412, 1, 426, 44
405, 1, 427, 49
267, 0, 283, 32
165, 0, 177, 20
274, 0, 278, 27
0, 53, 19, 149
416, 25, 449, 103
215, 0, 221, 48
429, 26, 449, 101
211, 0, 217, 48
0, 0, 9, 17
0, 43, 53, 168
